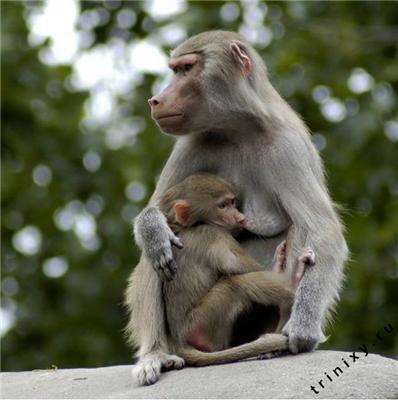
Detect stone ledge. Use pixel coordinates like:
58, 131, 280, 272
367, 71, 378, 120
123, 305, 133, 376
1, 351, 397, 399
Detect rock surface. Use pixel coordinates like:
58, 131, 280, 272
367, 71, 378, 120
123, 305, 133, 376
1, 351, 397, 399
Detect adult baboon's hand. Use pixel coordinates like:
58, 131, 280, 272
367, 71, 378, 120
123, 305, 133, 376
134, 206, 183, 280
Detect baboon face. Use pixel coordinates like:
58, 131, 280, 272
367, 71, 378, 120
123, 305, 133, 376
148, 53, 208, 135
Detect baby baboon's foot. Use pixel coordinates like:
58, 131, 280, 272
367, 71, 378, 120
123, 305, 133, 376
272, 240, 287, 273
299, 247, 316, 267
161, 354, 186, 371
293, 247, 316, 289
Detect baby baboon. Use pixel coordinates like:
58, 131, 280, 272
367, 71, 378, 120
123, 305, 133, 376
156, 173, 315, 365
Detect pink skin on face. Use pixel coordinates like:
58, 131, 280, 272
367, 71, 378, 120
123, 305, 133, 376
147, 54, 202, 133
168, 54, 200, 71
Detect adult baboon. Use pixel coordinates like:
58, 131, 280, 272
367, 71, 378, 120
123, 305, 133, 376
125, 30, 348, 385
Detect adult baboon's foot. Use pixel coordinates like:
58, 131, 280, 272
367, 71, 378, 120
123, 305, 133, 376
282, 319, 326, 354
132, 351, 185, 385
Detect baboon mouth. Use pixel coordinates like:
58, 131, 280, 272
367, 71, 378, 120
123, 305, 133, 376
156, 114, 183, 121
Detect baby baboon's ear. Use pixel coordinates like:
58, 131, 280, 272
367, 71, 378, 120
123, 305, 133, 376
174, 201, 190, 226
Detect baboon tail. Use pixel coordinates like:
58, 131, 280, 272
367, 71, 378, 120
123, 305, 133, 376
178, 333, 288, 366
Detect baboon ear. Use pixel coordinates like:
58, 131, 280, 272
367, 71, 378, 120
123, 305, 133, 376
174, 201, 190, 226
230, 42, 252, 76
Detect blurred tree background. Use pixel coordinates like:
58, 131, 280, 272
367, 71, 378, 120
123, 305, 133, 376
1, 1, 397, 371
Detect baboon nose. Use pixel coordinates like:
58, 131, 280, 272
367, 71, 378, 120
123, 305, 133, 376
148, 97, 159, 108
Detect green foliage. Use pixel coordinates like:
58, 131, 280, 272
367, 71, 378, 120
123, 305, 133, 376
1, 1, 397, 371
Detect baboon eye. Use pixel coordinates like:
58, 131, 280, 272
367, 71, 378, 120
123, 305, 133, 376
184, 64, 193, 71
219, 198, 236, 209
